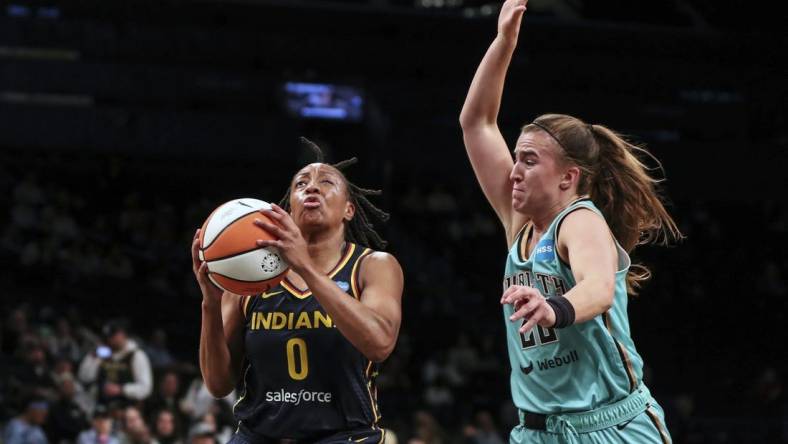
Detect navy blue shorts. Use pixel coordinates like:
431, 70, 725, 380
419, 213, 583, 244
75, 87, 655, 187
228, 425, 385, 444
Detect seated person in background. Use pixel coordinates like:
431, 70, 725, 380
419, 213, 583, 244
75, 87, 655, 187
4, 398, 49, 444
76, 404, 120, 444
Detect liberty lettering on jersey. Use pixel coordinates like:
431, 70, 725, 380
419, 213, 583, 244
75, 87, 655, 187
503, 270, 568, 297
503, 270, 569, 349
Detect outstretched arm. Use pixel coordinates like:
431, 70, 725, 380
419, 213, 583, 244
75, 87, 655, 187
460, 0, 529, 242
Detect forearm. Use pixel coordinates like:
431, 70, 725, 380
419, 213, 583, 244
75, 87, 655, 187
300, 266, 396, 362
199, 301, 236, 396
563, 277, 615, 324
460, 35, 518, 129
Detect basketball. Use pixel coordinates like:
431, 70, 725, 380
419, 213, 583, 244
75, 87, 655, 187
198, 198, 289, 295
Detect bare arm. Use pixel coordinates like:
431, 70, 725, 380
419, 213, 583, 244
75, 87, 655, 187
460, 0, 529, 241
503, 209, 618, 331
256, 205, 404, 363
299, 252, 403, 362
192, 230, 245, 397
557, 209, 617, 322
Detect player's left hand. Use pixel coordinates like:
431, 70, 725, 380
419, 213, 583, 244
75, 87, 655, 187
254, 204, 312, 273
501, 285, 557, 333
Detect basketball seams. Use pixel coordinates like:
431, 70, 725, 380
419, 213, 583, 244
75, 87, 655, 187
209, 266, 289, 284
201, 201, 266, 250
199, 198, 287, 296
204, 245, 270, 263
201, 210, 275, 261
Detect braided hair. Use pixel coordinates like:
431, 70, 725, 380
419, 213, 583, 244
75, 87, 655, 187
278, 137, 390, 250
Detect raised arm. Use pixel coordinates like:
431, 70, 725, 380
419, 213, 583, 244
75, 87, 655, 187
192, 229, 245, 397
459, 0, 529, 241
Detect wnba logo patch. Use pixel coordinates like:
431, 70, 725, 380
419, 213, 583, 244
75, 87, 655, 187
534, 239, 555, 261
335, 280, 350, 292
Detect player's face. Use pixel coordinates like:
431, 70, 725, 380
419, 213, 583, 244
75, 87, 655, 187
510, 131, 566, 215
289, 163, 354, 232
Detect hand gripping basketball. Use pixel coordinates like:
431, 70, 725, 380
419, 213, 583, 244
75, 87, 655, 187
192, 228, 223, 303
197, 198, 289, 295
253, 204, 313, 275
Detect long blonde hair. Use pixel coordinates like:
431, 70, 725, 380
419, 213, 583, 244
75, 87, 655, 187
523, 114, 683, 293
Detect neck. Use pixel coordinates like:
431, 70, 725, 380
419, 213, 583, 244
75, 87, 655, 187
531, 193, 582, 233
301, 226, 347, 273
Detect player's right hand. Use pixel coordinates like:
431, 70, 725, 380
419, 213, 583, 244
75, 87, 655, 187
498, 0, 528, 42
191, 228, 223, 305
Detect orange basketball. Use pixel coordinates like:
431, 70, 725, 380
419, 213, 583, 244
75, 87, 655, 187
198, 198, 289, 295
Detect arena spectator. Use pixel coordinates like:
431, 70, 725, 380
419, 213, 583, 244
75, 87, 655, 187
3, 399, 49, 444
78, 321, 153, 407
76, 405, 119, 444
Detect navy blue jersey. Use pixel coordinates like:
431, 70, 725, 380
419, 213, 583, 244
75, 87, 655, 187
233, 243, 381, 440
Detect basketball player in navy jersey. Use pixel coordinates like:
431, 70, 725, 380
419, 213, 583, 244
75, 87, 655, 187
190, 145, 403, 443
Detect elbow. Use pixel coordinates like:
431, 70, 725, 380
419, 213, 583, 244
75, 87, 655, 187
366, 348, 393, 364
364, 337, 397, 364
203, 377, 234, 399
459, 111, 473, 131
459, 105, 482, 131
598, 279, 615, 312
459, 112, 484, 132
205, 382, 233, 399
459, 115, 495, 136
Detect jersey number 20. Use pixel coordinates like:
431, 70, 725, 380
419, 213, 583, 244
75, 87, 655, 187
519, 322, 558, 349
286, 338, 309, 380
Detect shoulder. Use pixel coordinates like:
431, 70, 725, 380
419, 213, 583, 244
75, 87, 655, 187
558, 207, 608, 237
556, 207, 613, 251
359, 251, 402, 276
362, 250, 398, 264
358, 251, 404, 292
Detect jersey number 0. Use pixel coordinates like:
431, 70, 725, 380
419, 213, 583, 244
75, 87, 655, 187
286, 338, 309, 380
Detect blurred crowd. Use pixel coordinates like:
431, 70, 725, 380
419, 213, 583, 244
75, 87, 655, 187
0, 308, 242, 444
1, 149, 786, 443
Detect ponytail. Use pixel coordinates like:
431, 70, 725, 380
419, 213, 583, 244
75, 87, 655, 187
523, 114, 683, 294
588, 124, 683, 293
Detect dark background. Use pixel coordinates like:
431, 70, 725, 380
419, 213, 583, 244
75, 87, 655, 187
1, 0, 786, 442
